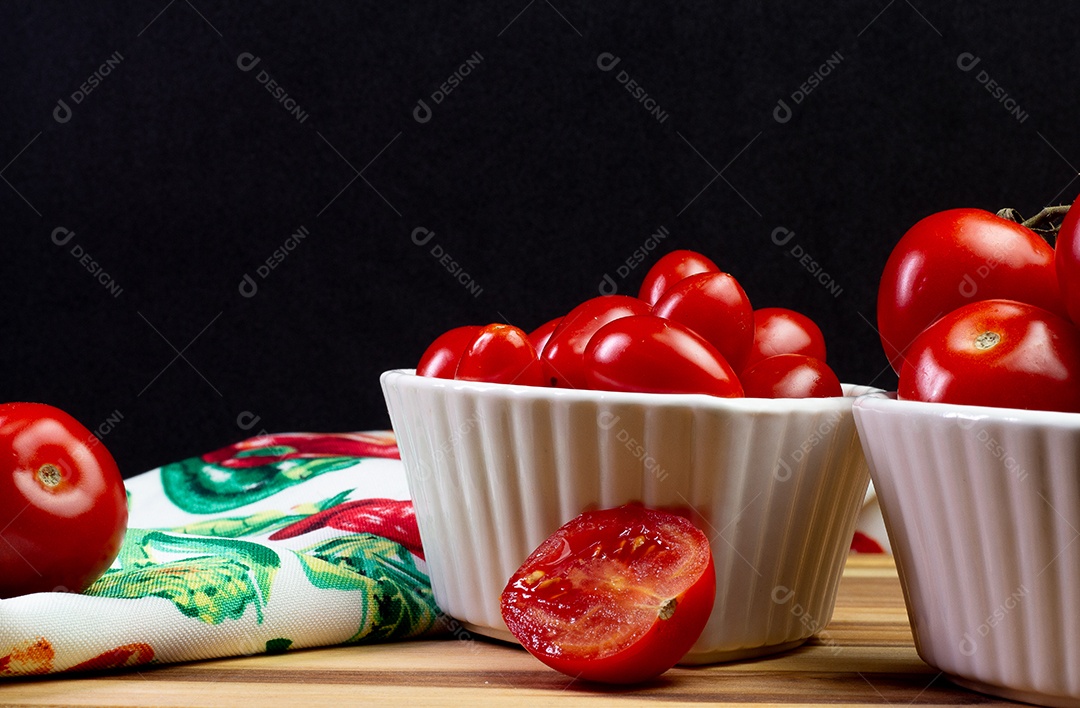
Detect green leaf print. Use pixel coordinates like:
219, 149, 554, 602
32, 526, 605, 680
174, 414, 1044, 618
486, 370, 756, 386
86, 530, 281, 624
295, 535, 440, 642
161, 456, 359, 514
168, 510, 299, 538
165, 490, 356, 538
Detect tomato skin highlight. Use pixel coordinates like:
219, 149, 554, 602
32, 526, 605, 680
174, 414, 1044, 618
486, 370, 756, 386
741, 354, 843, 398
652, 271, 754, 373
540, 296, 651, 389
898, 299, 1080, 413
0, 403, 128, 598
878, 208, 1064, 374
638, 250, 720, 306
417, 325, 482, 378
500, 504, 716, 684
456, 324, 545, 386
584, 315, 743, 397
1054, 194, 1080, 327
744, 308, 827, 371
527, 317, 562, 356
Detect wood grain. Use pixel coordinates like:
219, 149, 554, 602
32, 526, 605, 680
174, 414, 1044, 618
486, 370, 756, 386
0, 556, 1006, 706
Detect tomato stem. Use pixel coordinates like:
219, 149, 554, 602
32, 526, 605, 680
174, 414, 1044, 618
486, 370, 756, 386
974, 331, 1001, 350
37, 464, 62, 488
658, 598, 677, 620
996, 204, 1071, 242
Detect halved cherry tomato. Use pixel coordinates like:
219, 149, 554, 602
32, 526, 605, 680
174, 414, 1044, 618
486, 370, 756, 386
638, 249, 720, 306
583, 314, 743, 397
744, 307, 827, 371
878, 208, 1064, 373
652, 271, 754, 372
456, 324, 544, 386
500, 504, 715, 684
0, 403, 128, 598
540, 296, 651, 389
417, 325, 481, 378
740, 354, 842, 398
1054, 196, 1080, 326
898, 299, 1080, 412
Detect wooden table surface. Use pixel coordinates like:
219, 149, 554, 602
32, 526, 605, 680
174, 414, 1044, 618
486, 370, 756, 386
0, 555, 1006, 706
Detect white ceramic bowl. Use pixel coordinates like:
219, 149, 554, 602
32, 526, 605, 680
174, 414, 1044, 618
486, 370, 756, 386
853, 393, 1080, 707
381, 369, 874, 664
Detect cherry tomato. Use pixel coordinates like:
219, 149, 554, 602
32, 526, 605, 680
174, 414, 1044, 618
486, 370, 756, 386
417, 325, 481, 378
898, 299, 1080, 412
652, 271, 754, 372
527, 317, 562, 355
1054, 196, 1080, 326
878, 208, 1064, 373
637, 249, 720, 306
456, 323, 545, 386
583, 314, 743, 397
740, 354, 843, 398
744, 307, 827, 371
0, 403, 128, 598
500, 503, 715, 684
540, 296, 651, 389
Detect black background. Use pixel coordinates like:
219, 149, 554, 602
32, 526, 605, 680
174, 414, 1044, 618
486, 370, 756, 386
2, 1, 1078, 477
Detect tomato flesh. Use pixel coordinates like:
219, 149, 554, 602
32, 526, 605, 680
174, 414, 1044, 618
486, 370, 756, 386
0, 403, 128, 598
501, 504, 715, 684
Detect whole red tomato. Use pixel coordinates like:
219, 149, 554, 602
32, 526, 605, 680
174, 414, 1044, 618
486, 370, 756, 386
1054, 196, 1080, 326
456, 323, 544, 386
652, 271, 754, 372
740, 354, 842, 398
583, 314, 743, 397
500, 504, 715, 684
878, 209, 1064, 373
637, 249, 720, 306
0, 403, 128, 598
540, 296, 651, 388
527, 317, 562, 355
898, 299, 1080, 412
744, 307, 827, 371
417, 325, 481, 378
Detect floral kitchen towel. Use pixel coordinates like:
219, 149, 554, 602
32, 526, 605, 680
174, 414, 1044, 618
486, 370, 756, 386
0, 432, 441, 677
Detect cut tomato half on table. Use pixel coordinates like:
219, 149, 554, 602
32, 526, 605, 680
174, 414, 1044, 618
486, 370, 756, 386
500, 504, 715, 684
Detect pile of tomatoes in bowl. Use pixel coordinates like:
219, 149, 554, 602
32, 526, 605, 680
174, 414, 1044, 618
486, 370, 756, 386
417, 249, 843, 399
878, 194, 1080, 413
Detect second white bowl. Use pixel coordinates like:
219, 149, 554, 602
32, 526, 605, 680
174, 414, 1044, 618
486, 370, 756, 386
854, 393, 1080, 707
